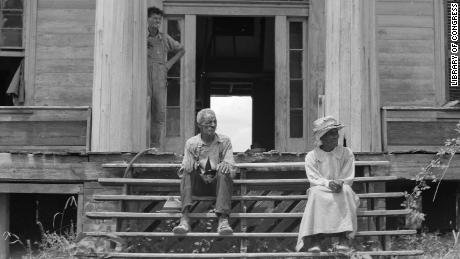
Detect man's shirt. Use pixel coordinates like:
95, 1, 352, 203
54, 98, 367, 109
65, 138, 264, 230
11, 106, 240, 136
179, 133, 235, 178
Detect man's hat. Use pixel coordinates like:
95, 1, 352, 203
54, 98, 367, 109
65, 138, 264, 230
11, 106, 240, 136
312, 116, 344, 140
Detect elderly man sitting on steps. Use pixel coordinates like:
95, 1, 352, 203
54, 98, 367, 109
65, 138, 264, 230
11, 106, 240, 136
173, 108, 236, 235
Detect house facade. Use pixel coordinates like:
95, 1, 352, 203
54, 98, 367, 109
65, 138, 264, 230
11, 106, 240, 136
0, 0, 459, 257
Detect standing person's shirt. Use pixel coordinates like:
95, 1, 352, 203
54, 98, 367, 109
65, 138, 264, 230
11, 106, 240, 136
179, 134, 235, 177
147, 30, 183, 64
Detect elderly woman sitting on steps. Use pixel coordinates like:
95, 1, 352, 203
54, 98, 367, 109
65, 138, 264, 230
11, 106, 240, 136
296, 116, 360, 253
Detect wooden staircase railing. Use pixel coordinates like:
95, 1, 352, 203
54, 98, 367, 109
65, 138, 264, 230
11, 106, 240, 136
83, 161, 424, 258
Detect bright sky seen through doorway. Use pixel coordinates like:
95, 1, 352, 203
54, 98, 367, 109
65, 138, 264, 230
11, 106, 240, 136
210, 96, 252, 152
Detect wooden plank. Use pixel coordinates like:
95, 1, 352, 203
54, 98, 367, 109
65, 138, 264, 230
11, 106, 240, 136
36, 32, 93, 47
24, 0, 38, 105
85, 229, 416, 238
182, 15, 197, 148
164, 5, 308, 16
306, 0, 325, 149
85, 209, 410, 219
97, 176, 400, 186
102, 160, 390, 169
379, 65, 434, 80
376, 1, 433, 15
366, 0, 381, 152
0, 183, 82, 194
91, 250, 424, 258
93, 192, 405, 201
377, 27, 434, 40
38, 0, 96, 9
377, 15, 433, 28
35, 59, 93, 73
378, 39, 434, 53
387, 121, 458, 146
0, 194, 9, 258
0, 121, 86, 146
433, 0, 446, 105
36, 9, 95, 33
274, 16, 288, 152
91, 0, 148, 152
36, 45, 93, 59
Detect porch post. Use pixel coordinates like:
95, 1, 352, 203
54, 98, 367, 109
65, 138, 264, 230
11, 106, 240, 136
92, 0, 161, 151
0, 194, 9, 258
324, 0, 380, 152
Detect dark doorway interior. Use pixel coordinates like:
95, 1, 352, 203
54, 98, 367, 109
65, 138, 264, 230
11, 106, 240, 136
196, 16, 275, 151
0, 57, 22, 106
9, 194, 78, 257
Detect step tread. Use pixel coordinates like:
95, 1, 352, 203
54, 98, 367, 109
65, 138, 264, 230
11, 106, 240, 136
86, 209, 410, 219
98, 176, 400, 186
93, 192, 405, 201
102, 160, 390, 169
85, 229, 416, 238
85, 250, 424, 258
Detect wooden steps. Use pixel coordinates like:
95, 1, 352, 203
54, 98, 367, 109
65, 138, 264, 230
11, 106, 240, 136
93, 192, 405, 201
86, 229, 416, 238
86, 210, 411, 219
102, 160, 390, 171
83, 160, 423, 257
98, 176, 400, 186
85, 250, 424, 258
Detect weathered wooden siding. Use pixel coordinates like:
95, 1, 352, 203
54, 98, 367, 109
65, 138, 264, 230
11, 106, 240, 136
33, 0, 95, 106
376, 0, 437, 106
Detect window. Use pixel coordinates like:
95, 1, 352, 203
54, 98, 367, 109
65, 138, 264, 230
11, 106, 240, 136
0, 0, 23, 49
165, 18, 182, 137
288, 20, 305, 138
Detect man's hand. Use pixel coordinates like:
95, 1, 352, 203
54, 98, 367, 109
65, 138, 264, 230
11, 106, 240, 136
217, 162, 232, 176
328, 180, 343, 193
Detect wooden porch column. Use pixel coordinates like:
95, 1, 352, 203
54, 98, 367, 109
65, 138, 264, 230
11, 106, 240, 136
0, 194, 9, 258
92, 0, 161, 152
324, 0, 381, 152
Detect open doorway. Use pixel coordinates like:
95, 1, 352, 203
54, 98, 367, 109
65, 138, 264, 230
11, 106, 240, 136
196, 16, 275, 151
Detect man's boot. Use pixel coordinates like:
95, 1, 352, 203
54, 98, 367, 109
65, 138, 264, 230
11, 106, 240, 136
217, 215, 233, 235
172, 213, 190, 234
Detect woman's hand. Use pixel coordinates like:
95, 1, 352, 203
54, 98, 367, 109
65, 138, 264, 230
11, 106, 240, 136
328, 180, 343, 193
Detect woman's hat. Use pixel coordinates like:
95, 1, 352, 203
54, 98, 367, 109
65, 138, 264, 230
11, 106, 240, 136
313, 116, 344, 140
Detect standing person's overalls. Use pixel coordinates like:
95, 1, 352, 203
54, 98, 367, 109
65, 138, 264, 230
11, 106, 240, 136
147, 30, 182, 148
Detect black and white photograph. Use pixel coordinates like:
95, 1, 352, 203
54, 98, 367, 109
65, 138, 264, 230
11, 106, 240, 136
0, 0, 460, 258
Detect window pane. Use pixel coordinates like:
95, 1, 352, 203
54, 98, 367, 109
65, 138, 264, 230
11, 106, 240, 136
2, 13, 22, 28
167, 78, 180, 106
289, 50, 302, 78
167, 20, 181, 42
290, 80, 303, 109
1, 0, 23, 10
290, 109, 303, 138
166, 108, 180, 136
289, 22, 302, 49
0, 28, 22, 47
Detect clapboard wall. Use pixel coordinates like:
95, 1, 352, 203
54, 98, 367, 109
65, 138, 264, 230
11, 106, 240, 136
33, 0, 95, 106
376, 0, 442, 106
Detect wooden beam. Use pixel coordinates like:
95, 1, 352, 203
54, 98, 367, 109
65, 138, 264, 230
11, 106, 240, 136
97, 176, 400, 186
164, 5, 308, 16
89, 250, 424, 258
0, 194, 9, 259
274, 16, 288, 152
86, 229, 416, 238
0, 183, 82, 194
86, 209, 410, 219
91, 0, 148, 152
24, 0, 38, 105
93, 192, 405, 201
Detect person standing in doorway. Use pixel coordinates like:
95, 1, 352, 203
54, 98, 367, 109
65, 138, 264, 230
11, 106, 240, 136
148, 7, 185, 148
